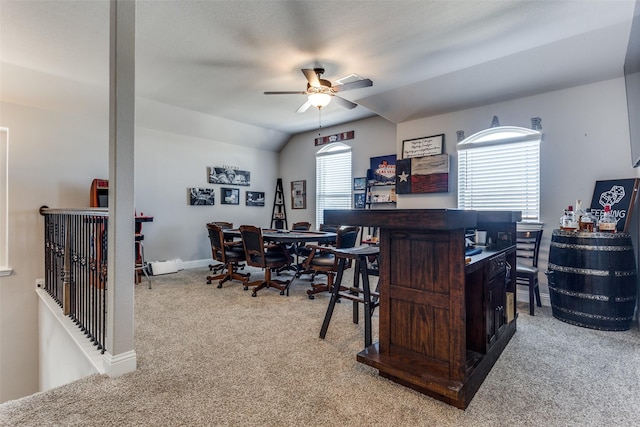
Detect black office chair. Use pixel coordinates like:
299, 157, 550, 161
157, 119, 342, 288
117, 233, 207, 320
239, 225, 292, 297
205, 223, 250, 289
516, 229, 543, 315
208, 221, 234, 274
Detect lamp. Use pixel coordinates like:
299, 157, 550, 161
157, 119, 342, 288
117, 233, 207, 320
308, 93, 332, 109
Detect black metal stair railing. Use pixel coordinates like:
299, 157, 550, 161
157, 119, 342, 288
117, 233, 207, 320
40, 206, 108, 353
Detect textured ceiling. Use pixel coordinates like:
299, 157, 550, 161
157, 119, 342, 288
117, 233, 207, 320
1, 1, 637, 147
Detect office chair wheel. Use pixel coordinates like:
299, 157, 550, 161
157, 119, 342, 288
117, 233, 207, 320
207, 279, 212, 284
280, 290, 285, 295
244, 286, 249, 291
308, 294, 315, 300
251, 291, 257, 297
217, 283, 223, 289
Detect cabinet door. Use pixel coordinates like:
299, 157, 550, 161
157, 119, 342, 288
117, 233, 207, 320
486, 254, 507, 347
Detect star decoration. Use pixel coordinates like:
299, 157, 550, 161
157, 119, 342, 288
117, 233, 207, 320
398, 171, 409, 182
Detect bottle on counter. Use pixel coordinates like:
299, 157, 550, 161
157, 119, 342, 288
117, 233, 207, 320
579, 208, 595, 232
575, 200, 586, 226
598, 204, 617, 233
560, 205, 578, 231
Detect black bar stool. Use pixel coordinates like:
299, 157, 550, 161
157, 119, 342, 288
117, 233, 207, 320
319, 245, 380, 348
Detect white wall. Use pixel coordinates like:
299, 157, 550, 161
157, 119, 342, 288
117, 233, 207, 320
135, 125, 279, 263
279, 115, 398, 227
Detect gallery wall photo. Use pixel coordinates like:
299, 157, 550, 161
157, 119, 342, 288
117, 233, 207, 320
208, 167, 250, 186
246, 191, 265, 207
189, 188, 215, 205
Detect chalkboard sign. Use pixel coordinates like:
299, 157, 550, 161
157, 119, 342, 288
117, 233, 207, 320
589, 178, 640, 232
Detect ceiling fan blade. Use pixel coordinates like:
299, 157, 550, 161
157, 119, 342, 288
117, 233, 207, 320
264, 91, 307, 95
296, 100, 312, 113
332, 96, 357, 110
302, 69, 321, 88
333, 79, 373, 92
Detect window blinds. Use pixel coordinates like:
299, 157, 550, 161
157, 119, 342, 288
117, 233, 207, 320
315, 146, 352, 228
458, 139, 540, 221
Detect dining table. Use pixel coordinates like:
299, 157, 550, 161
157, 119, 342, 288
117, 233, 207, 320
223, 228, 336, 246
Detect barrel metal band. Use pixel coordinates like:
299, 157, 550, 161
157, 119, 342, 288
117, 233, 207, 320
551, 303, 634, 322
550, 286, 636, 302
549, 285, 608, 301
548, 263, 636, 277
550, 241, 633, 251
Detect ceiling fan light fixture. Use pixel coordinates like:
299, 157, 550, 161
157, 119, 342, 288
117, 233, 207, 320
308, 93, 332, 109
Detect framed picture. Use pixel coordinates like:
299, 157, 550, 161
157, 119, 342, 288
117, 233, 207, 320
354, 192, 366, 209
189, 188, 215, 205
369, 155, 397, 185
208, 166, 250, 186
246, 191, 265, 207
402, 134, 444, 159
221, 187, 240, 205
353, 177, 366, 190
396, 154, 450, 194
291, 180, 306, 209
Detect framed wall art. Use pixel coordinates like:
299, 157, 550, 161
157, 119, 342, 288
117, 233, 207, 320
189, 188, 215, 205
369, 155, 396, 185
353, 177, 366, 190
221, 187, 240, 205
396, 154, 449, 194
291, 180, 306, 209
208, 166, 250, 186
246, 191, 265, 207
402, 134, 444, 159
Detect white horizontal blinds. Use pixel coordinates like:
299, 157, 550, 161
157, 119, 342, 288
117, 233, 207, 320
458, 128, 540, 221
316, 143, 352, 228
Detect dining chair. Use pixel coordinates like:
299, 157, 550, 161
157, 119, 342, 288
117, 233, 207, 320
516, 229, 543, 315
291, 221, 311, 231
301, 226, 360, 299
239, 225, 292, 297
205, 223, 250, 289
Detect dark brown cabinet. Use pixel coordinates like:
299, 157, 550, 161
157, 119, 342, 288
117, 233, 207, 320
324, 209, 520, 409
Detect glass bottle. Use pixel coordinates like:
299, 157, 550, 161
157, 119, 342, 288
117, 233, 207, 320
560, 205, 578, 231
575, 200, 586, 227
598, 204, 617, 233
579, 208, 595, 232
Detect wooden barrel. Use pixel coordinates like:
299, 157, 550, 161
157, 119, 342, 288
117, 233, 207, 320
547, 230, 637, 331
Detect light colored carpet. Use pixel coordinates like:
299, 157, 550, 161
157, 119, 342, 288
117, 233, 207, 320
1, 266, 639, 426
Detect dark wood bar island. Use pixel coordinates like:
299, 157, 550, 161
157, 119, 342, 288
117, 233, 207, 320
324, 209, 521, 409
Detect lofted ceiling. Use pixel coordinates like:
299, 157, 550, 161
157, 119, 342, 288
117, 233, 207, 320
1, 1, 637, 149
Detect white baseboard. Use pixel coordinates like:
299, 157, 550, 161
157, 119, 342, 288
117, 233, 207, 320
103, 350, 137, 378
182, 258, 213, 269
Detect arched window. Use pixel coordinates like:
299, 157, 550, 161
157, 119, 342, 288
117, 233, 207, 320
315, 142, 352, 228
457, 126, 541, 222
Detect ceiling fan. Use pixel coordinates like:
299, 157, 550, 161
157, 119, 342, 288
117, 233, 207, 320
264, 68, 373, 113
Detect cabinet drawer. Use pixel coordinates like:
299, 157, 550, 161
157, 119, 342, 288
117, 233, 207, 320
488, 253, 506, 279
